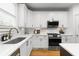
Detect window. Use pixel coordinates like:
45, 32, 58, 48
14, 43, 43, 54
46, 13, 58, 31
0, 3, 17, 27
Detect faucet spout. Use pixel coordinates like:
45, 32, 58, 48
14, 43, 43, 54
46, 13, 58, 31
8, 28, 19, 39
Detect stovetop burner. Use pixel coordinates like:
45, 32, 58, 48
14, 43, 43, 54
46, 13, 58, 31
48, 33, 61, 38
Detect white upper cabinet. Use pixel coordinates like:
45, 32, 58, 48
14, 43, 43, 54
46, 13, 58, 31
17, 4, 33, 28
31, 12, 47, 28
26, 10, 33, 27
48, 12, 68, 28
69, 4, 79, 35
17, 4, 28, 27
31, 11, 68, 28
21, 8, 68, 28
32, 12, 42, 28
73, 5, 79, 35
57, 12, 68, 28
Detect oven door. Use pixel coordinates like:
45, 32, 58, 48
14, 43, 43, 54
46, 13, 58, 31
49, 39, 61, 46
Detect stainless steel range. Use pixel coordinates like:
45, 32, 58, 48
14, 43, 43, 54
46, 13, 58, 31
48, 33, 61, 50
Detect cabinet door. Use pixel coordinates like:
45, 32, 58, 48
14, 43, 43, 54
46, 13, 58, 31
20, 39, 32, 56
40, 13, 47, 28
26, 39, 32, 56
67, 36, 76, 43
62, 36, 66, 43
20, 42, 27, 56
62, 35, 75, 43
74, 14, 79, 35
33, 13, 41, 28
58, 12, 68, 27
35, 36, 41, 48
31, 35, 36, 48
66, 36, 72, 43
32, 35, 40, 48
27, 10, 33, 27
29, 38, 32, 50
17, 4, 26, 27
75, 36, 79, 43
74, 14, 79, 43
39, 35, 48, 48
62, 36, 70, 43
32, 35, 48, 49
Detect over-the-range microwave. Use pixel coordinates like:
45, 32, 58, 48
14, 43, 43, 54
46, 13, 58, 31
47, 21, 59, 28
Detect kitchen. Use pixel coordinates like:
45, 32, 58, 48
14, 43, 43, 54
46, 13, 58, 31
0, 3, 79, 56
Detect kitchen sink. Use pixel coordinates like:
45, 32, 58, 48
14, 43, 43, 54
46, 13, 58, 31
4, 37, 26, 44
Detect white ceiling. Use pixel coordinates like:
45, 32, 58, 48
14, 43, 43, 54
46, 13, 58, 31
26, 3, 76, 11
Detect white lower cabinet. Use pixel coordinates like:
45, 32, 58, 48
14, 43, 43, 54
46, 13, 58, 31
26, 38, 32, 55
32, 35, 41, 48
75, 36, 79, 43
20, 38, 32, 56
62, 35, 76, 43
39, 35, 48, 48
20, 42, 27, 56
32, 35, 48, 49
19, 35, 48, 56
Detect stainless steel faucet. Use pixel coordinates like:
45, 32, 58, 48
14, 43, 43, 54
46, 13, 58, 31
8, 28, 19, 39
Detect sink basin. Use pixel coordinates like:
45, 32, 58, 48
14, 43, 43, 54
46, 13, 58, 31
4, 37, 26, 44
